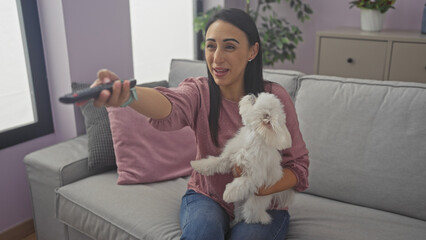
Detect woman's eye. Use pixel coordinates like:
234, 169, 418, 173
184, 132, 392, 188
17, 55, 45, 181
225, 45, 235, 50
206, 44, 216, 49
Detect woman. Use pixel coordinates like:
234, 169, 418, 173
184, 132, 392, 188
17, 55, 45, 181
92, 8, 309, 240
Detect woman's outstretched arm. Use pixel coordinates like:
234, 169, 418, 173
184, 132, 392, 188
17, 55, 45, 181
91, 69, 171, 119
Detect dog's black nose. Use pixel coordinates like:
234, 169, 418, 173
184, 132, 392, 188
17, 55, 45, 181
263, 113, 271, 123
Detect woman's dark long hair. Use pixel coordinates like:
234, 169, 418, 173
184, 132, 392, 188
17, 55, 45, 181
206, 8, 264, 146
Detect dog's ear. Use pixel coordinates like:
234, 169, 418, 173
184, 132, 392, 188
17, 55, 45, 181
239, 94, 256, 118
262, 93, 292, 150
240, 94, 256, 106
275, 124, 292, 150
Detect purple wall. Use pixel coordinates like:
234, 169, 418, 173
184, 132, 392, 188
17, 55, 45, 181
0, 135, 56, 231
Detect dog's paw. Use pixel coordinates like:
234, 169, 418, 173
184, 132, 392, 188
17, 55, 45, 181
190, 159, 215, 176
190, 160, 207, 174
223, 183, 245, 203
244, 211, 272, 225
259, 212, 272, 224
222, 190, 234, 203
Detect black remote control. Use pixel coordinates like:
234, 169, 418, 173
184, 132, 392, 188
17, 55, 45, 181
59, 79, 137, 104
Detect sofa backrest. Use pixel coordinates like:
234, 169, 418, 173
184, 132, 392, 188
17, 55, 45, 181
168, 59, 207, 88
168, 59, 303, 98
295, 75, 426, 221
263, 69, 303, 99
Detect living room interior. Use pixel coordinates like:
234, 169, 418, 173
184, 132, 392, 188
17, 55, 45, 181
1, 0, 425, 239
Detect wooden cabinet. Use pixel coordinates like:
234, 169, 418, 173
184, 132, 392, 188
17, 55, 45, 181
389, 42, 426, 82
315, 28, 426, 84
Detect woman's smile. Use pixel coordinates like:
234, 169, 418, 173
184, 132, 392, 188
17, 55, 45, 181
213, 67, 230, 78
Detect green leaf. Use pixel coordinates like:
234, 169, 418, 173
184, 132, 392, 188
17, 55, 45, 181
281, 37, 290, 44
304, 4, 313, 14
297, 11, 303, 20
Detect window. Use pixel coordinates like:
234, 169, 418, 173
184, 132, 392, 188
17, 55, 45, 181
129, 0, 196, 83
0, 0, 53, 149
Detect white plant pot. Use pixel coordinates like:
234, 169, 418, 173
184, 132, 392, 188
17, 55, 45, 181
360, 9, 385, 32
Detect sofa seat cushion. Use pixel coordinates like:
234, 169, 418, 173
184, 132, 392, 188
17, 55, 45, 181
288, 193, 426, 240
56, 171, 187, 240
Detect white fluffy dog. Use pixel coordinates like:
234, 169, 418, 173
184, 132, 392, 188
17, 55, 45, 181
191, 92, 294, 224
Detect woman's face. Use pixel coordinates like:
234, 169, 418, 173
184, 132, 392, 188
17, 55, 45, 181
205, 20, 258, 100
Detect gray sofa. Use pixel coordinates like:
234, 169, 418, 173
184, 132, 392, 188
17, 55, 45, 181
24, 59, 426, 240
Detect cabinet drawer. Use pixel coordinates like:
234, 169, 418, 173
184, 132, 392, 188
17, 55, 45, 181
317, 37, 387, 80
389, 42, 426, 84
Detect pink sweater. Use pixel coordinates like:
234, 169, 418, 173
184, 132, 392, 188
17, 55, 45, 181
150, 77, 309, 217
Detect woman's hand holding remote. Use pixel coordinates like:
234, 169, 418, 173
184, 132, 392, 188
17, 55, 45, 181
91, 69, 131, 108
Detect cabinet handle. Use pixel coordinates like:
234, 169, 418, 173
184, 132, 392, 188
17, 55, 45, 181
347, 58, 354, 63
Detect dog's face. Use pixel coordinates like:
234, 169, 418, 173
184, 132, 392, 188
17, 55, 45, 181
239, 93, 292, 150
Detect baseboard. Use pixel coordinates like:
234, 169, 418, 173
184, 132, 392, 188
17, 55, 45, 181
0, 219, 34, 240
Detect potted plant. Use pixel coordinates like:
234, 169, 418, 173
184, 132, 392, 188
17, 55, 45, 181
194, 0, 313, 67
349, 0, 397, 32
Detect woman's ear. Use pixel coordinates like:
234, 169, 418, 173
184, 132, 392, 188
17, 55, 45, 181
249, 42, 259, 61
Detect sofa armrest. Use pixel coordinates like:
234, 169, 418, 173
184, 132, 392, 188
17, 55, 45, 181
25, 135, 114, 185
24, 135, 114, 240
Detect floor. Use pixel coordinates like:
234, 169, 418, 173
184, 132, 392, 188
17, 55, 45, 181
21, 233, 36, 240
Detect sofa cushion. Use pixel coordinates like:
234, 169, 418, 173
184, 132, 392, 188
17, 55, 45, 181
263, 69, 303, 99
288, 193, 426, 240
72, 83, 116, 170
56, 171, 187, 240
107, 107, 196, 184
73, 80, 169, 170
168, 59, 207, 88
295, 75, 426, 221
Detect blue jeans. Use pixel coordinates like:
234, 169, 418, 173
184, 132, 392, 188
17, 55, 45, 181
179, 190, 290, 240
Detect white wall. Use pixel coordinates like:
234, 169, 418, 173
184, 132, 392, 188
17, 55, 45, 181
130, 0, 194, 83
